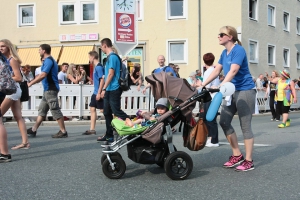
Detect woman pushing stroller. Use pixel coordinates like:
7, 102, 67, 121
202, 25, 256, 172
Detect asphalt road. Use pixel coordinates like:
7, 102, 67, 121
1, 113, 300, 200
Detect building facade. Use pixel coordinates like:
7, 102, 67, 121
0, 0, 299, 79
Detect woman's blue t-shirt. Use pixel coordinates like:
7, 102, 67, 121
218, 44, 254, 91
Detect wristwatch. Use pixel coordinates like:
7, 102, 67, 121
102, 88, 106, 91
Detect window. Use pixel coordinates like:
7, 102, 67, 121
268, 44, 275, 65
59, 1, 98, 25
81, 2, 96, 23
137, 0, 144, 21
297, 52, 300, 69
283, 48, 290, 67
297, 17, 300, 35
249, 0, 258, 20
283, 12, 290, 31
168, 40, 187, 63
249, 40, 258, 63
168, 0, 187, 19
268, 5, 275, 27
62, 4, 75, 24
18, 4, 36, 27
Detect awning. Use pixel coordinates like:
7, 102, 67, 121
18, 46, 62, 66
58, 45, 95, 65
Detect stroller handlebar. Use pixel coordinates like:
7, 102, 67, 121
207, 88, 220, 93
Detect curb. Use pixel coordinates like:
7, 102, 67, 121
4, 120, 106, 127
3, 111, 300, 127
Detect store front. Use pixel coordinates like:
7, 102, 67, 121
100, 46, 144, 74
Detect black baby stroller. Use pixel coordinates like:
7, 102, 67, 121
101, 72, 217, 180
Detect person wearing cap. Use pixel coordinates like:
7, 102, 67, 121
187, 71, 202, 88
275, 69, 297, 128
125, 98, 169, 127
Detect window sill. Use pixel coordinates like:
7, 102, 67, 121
283, 29, 290, 33
80, 21, 98, 24
19, 25, 35, 27
170, 61, 187, 64
249, 18, 258, 22
283, 66, 290, 68
168, 17, 186, 20
249, 60, 258, 64
268, 24, 275, 28
268, 64, 275, 66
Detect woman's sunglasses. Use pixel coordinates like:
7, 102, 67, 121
219, 33, 228, 38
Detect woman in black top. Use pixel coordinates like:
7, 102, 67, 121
130, 63, 143, 91
265, 70, 280, 121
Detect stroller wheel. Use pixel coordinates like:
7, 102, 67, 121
164, 151, 193, 180
102, 156, 126, 179
156, 145, 177, 168
101, 152, 122, 165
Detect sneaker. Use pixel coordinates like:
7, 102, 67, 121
286, 119, 290, 127
11, 143, 30, 150
271, 118, 275, 121
52, 130, 68, 138
235, 160, 255, 172
223, 154, 244, 168
27, 128, 37, 137
0, 154, 12, 163
82, 130, 96, 135
278, 123, 286, 128
24, 117, 31, 122
97, 135, 114, 142
276, 120, 279, 122
205, 143, 219, 147
72, 117, 79, 121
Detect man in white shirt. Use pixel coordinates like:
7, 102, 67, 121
35, 57, 44, 78
255, 74, 264, 90
57, 63, 68, 84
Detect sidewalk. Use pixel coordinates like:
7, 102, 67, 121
6, 110, 298, 127
3, 118, 106, 127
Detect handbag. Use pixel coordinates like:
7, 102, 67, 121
20, 70, 29, 102
0, 56, 17, 95
184, 100, 208, 151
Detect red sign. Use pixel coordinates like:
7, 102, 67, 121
115, 13, 135, 43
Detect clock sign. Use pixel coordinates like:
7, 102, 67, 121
113, 0, 138, 55
115, 0, 135, 12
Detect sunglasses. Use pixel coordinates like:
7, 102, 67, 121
219, 33, 228, 38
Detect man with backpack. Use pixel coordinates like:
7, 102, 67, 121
82, 51, 105, 135
97, 38, 129, 142
27, 44, 68, 138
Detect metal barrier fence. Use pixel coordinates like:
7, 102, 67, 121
4, 84, 300, 118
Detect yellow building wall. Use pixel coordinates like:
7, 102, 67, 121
200, 0, 241, 68
0, 0, 202, 79
139, 0, 200, 78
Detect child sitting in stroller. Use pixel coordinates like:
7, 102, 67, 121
125, 98, 169, 127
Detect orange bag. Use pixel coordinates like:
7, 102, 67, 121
183, 100, 208, 151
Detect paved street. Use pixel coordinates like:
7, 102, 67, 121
1, 113, 300, 200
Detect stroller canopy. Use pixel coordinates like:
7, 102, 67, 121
145, 72, 198, 108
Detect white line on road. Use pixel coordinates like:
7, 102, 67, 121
219, 142, 272, 147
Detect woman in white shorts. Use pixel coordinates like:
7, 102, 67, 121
0, 39, 30, 150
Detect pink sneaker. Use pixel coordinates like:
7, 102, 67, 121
223, 154, 244, 168
235, 160, 255, 172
